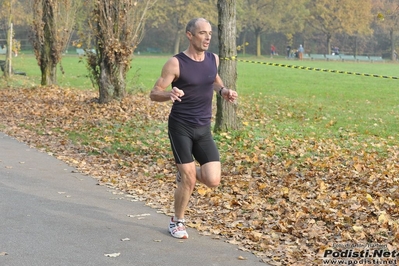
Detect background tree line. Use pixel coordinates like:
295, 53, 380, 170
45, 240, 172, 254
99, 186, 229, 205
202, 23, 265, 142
142, 0, 398, 59
1, 0, 398, 60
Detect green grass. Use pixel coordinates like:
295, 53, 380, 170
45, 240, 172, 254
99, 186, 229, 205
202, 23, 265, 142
2, 53, 399, 139
236, 57, 399, 138
5, 53, 166, 91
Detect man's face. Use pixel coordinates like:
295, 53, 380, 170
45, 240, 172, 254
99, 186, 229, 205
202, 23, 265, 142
188, 21, 212, 52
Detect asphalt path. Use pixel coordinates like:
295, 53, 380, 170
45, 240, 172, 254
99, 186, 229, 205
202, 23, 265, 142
0, 132, 265, 266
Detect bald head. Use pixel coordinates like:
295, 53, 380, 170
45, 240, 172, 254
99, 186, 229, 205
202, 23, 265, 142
185, 18, 210, 34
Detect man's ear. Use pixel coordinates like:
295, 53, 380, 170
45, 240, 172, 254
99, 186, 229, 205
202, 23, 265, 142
186, 31, 194, 40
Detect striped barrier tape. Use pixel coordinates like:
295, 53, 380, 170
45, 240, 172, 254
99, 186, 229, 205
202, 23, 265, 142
220, 56, 399, 80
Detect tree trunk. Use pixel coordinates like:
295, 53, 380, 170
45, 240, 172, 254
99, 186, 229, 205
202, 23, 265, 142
98, 54, 127, 104
88, 0, 154, 103
215, 0, 239, 133
40, 57, 57, 85
4, 3, 12, 79
98, 59, 113, 103
242, 30, 247, 55
256, 30, 261, 56
327, 32, 332, 55
173, 28, 181, 55
32, 0, 78, 86
4, 25, 12, 78
390, 29, 395, 61
354, 36, 358, 56
41, 1, 57, 85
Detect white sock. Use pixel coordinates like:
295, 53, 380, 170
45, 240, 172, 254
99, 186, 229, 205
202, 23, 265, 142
174, 216, 184, 222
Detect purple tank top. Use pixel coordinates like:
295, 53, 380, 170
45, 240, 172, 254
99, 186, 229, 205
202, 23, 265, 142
170, 52, 217, 126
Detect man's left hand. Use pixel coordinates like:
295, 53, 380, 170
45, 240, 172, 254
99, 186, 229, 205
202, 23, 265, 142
223, 88, 238, 103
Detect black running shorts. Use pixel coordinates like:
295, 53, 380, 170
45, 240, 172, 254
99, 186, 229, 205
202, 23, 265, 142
168, 117, 220, 165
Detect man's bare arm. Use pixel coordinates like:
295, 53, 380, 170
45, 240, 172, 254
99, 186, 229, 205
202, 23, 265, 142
149, 57, 184, 102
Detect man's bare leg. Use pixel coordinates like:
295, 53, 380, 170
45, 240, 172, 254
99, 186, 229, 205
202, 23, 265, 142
174, 161, 221, 219
196, 161, 221, 188
174, 162, 197, 220
169, 161, 221, 239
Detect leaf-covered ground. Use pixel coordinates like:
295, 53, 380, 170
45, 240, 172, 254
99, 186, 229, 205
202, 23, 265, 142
0, 86, 398, 265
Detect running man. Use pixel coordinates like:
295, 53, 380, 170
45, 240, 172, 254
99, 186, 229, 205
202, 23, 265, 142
149, 18, 238, 239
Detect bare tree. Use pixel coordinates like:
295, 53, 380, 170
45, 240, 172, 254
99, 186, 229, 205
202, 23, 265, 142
87, 0, 157, 104
239, 0, 289, 57
214, 0, 239, 132
148, 0, 217, 55
373, 0, 399, 60
306, 0, 372, 55
0, 0, 29, 78
31, 0, 79, 85
3, 0, 13, 78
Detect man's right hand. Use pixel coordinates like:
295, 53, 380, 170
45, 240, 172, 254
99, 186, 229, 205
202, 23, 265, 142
170, 87, 185, 102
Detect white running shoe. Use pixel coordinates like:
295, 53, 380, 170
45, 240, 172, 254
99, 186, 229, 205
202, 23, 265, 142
168, 217, 188, 239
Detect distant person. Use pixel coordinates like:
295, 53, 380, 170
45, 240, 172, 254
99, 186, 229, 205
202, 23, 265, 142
394, 50, 398, 61
286, 45, 291, 58
298, 44, 304, 60
270, 44, 276, 58
332, 46, 339, 55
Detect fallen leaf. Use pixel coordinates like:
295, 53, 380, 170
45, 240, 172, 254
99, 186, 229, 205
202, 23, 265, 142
353, 225, 363, 232
127, 213, 151, 218
378, 212, 390, 225
365, 193, 373, 203
104, 253, 120, 258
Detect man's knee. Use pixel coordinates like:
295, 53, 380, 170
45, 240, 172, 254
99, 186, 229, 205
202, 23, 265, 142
207, 179, 220, 188
203, 174, 221, 188
199, 162, 221, 187
177, 167, 197, 190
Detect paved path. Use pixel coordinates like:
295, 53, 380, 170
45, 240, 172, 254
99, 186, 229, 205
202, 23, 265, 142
0, 132, 265, 266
